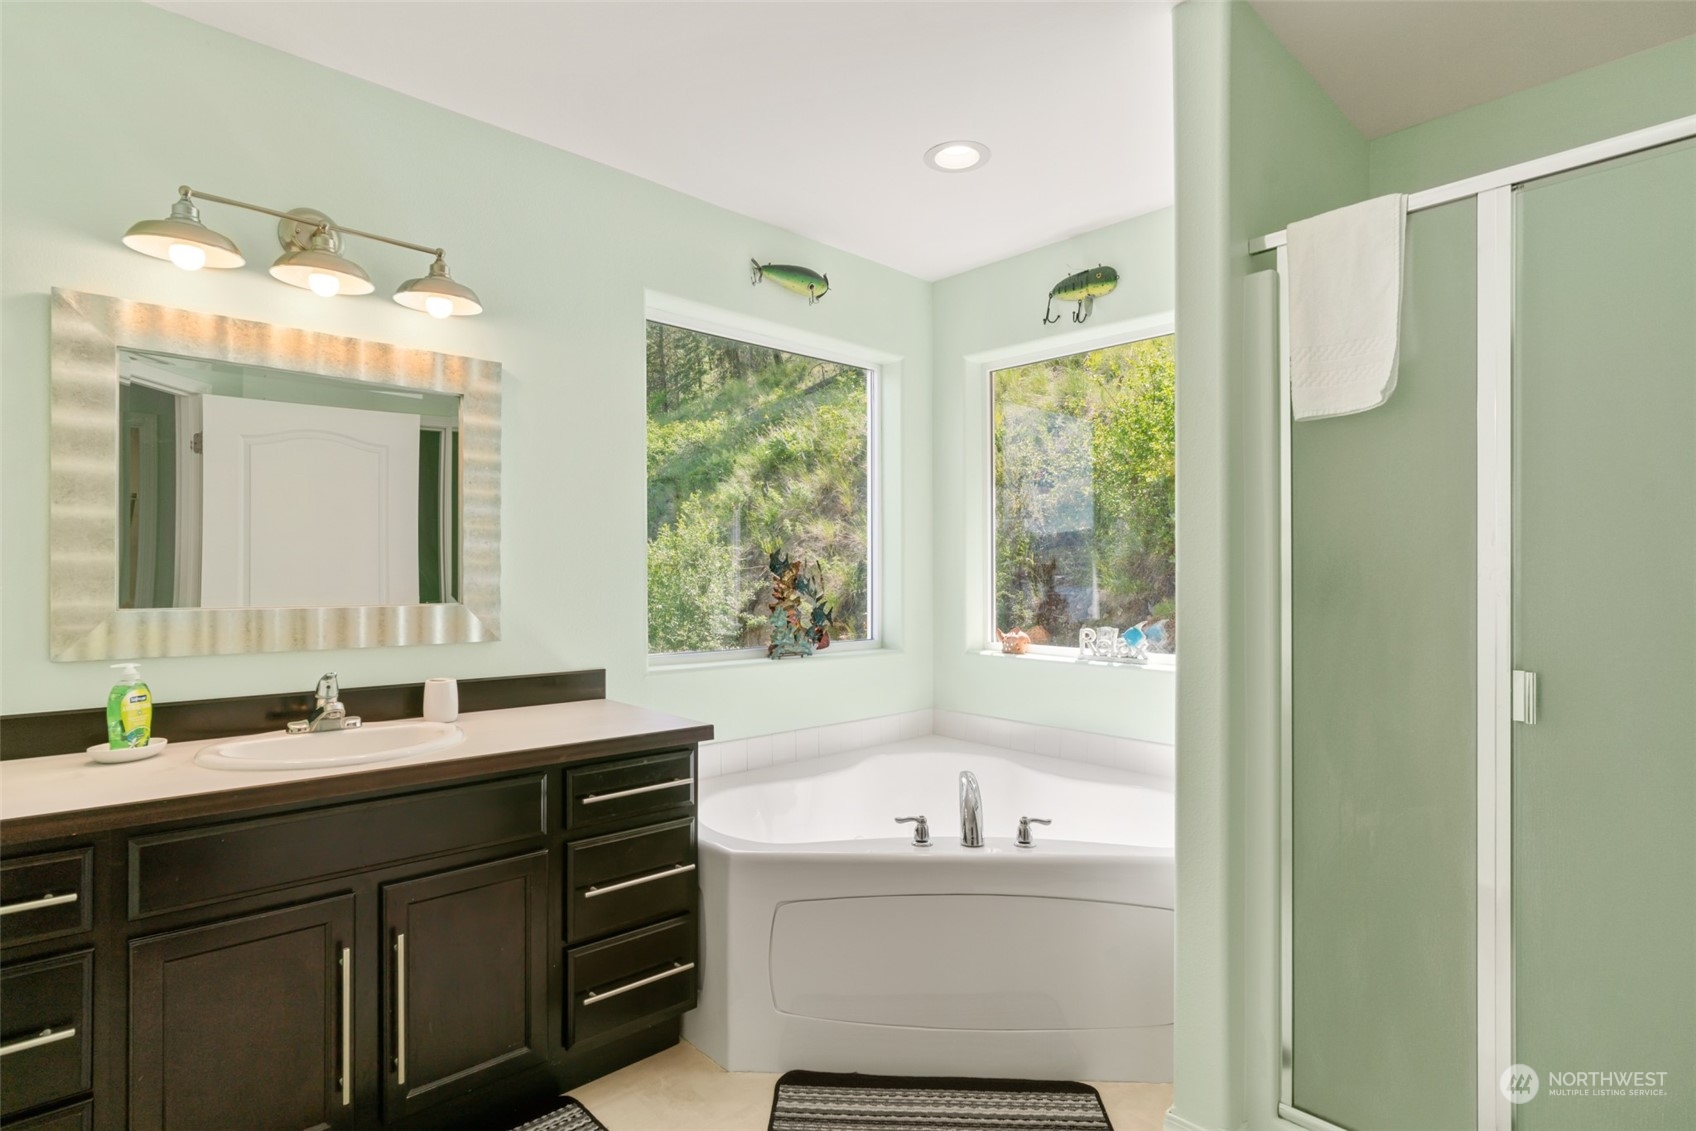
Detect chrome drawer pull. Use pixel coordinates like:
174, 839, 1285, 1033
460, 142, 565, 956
585, 862, 695, 899
339, 946, 352, 1107
394, 932, 407, 1086
0, 1026, 77, 1057
0, 891, 78, 916
580, 778, 692, 805
582, 961, 694, 1006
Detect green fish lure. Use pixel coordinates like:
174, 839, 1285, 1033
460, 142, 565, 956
751, 260, 830, 304
1044, 265, 1119, 325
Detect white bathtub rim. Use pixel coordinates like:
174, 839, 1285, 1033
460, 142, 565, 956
703, 734, 1175, 792
699, 735, 1175, 856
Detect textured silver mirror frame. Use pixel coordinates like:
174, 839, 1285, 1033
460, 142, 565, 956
48, 288, 501, 660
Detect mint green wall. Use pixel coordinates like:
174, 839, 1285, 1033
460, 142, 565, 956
0, 1, 935, 738
1369, 36, 1696, 194
930, 210, 1176, 744
1171, 3, 1368, 1129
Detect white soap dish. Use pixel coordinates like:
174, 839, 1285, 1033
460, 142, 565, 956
88, 737, 168, 764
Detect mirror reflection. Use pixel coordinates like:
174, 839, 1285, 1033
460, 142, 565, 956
117, 349, 462, 609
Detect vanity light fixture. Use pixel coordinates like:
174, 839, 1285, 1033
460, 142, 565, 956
923, 139, 990, 172
121, 195, 245, 271
122, 187, 483, 316
393, 255, 483, 319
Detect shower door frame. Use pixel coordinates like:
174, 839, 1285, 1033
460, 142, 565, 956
1256, 112, 1696, 1131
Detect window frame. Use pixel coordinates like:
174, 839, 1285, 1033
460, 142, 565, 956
978, 317, 1177, 668
642, 295, 885, 666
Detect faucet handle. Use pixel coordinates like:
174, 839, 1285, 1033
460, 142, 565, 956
315, 672, 340, 702
1016, 816, 1052, 848
894, 815, 932, 847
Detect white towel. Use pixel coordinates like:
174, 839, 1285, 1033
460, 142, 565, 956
1287, 193, 1407, 421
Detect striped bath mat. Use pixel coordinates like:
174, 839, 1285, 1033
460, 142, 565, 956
511, 1097, 608, 1131
768, 1071, 1114, 1130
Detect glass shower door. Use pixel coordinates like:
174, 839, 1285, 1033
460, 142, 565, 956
1288, 198, 1479, 1131
1512, 141, 1696, 1130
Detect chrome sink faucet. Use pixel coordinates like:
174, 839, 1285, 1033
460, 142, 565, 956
959, 770, 984, 848
287, 672, 362, 734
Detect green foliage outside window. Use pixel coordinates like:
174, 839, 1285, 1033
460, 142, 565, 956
646, 321, 870, 654
993, 335, 1176, 652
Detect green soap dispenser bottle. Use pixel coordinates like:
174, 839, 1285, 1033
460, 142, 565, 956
107, 663, 153, 749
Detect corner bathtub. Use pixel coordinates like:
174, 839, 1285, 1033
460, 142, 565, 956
682, 738, 1174, 1082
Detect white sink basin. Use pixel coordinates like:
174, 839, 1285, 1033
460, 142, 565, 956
194, 721, 465, 771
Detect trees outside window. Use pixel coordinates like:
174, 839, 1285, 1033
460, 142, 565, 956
992, 335, 1175, 654
646, 320, 872, 655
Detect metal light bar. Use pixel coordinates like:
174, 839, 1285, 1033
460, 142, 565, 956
1248, 113, 1696, 255
181, 187, 444, 257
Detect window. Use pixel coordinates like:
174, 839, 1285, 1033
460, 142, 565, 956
991, 334, 1175, 656
646, 319, 873, 656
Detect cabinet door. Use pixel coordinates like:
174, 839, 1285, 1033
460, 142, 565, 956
129, 895, 355, 1131
382, 851, 548, 1121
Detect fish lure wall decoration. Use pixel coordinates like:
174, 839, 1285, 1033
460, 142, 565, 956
751, 260, 830, 304
1043, 265, 1119, 325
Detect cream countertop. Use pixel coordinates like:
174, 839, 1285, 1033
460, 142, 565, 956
0, 698, 709, 824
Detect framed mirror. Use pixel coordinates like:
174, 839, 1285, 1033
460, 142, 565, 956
50, 289, 501, 660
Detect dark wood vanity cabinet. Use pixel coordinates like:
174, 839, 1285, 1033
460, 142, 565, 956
0, 740, 700, 1131
128, 897, 356, 1131
382, 852, 549, 1120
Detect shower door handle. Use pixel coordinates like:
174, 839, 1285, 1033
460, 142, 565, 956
1512, 670, 1538, 725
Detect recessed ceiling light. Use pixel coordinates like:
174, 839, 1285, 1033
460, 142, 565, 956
924, 140, 990, 173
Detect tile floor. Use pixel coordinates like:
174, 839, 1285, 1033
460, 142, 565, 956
568, 1041, 1173, 1130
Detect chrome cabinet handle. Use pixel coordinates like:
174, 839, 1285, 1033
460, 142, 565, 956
394, 932, 407, 1085
339, 946, 352, 1107
585, 862, 695, 899
580, 778, 692, 805
582, 961, 694, 1006
0, 1026, 77, 1057
0, 891, 78, 916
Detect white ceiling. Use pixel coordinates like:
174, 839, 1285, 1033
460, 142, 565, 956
154, 1, 1176, 281
1250, 0, 1696, 139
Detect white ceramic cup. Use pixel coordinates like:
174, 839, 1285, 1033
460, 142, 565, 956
423, 677, 459, 723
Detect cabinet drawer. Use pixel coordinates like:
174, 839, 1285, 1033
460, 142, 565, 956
129, 775, 546, 917
3, 1099, 93, 1131
566, 818, 695, 944
565, 751, 694, 833
0, 951, 92, 1119
1, 850, 92, 949
566, 916, 696, 1048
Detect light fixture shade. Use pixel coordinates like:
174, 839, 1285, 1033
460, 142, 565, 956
393, 256, 483, 317
122, 197, 245, 268
269, 228, 374, 296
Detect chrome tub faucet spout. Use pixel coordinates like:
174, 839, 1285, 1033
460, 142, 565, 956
959, 770, 984, 847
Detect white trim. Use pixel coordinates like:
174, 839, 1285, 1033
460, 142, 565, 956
1277, 1102, 1352, 1131
1163, 1108, 1222, 1131
1249, 113, 1696, 253
1475, 185, 1516, 1131
641, 294, 890, 663
1275, 244, 1294, 1109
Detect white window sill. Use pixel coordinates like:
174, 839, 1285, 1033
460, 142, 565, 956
648, 641, 891, 673
974, 646, 1176, 672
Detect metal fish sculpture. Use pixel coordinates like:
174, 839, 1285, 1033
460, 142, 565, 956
751, 260, 830, 304
1043, 265, 1119, 325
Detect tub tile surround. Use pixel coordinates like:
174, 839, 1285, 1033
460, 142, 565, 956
698, 708, 1174, 781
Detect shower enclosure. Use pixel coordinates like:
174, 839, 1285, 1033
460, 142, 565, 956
1261, 119, 1695, 1131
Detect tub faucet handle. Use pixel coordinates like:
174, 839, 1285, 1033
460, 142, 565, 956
894, 815, 932, 847
1016, 816, 1052, 848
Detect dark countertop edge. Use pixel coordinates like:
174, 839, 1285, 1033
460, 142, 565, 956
0, 721, 714, 847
